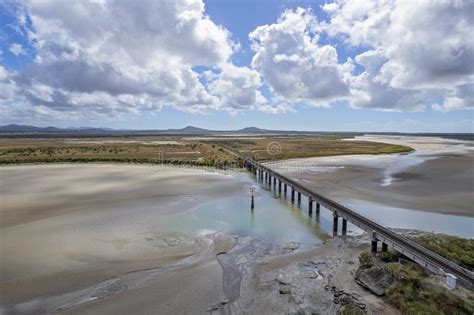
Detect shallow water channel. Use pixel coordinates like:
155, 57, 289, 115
149, 171, 332, 248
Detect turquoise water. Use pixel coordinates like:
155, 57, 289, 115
145, 168, 473, 247
154, 171, 331, 247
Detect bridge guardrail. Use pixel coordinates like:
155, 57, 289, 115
244, 158, 474, 286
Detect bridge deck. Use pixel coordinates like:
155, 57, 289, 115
244, 158, 474, 288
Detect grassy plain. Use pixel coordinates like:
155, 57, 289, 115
0, 135, 413, 167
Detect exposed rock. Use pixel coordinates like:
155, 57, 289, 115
279, 284, 291, 294
283, 242, 301, 251
355, 267, 394, 296
277, 278, 289, 285
207, 300, 229, 312
327, 284, 366, 310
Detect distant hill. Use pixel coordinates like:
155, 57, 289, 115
0, 124, 121, 134
0, 124, 63, 132
237, 127, 271, 133
163, 126, 212, 134
0, 124, 296, 135
0, 124, 472, 140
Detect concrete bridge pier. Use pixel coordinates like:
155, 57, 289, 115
333, 213, 339, 236
243, 159, 474, 287
284, 184, 287, 195
371, 239, 378, 253
308, 196, 313, 216
342, 218, 347, 235
278, 181, 282, 193
273, 177, 276, 188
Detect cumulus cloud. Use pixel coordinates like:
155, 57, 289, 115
3, 0, 260, 120
432, 84, 474, 112
207, 64, 266, 112
0, 66, 18, 101
321, 0, 474, 111
9, 43, 26, 55
249, 8, 351, 107
1, 0, 472, 122
349, 49, 430, 111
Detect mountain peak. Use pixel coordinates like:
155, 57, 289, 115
237, 126, 269, 133
180, 126, 208, 132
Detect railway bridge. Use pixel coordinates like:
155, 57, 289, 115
243, 158, 474, 290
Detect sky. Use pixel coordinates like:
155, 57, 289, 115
0, 0, 473, 132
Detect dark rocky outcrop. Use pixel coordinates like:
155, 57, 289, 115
355, 267, 394, 296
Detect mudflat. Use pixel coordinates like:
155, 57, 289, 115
0, 164, 245, 312
0, 163, 369, 314
268, 136, 474, 217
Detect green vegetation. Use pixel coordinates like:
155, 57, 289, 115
0, 135, 415, 167
375, 145, 413, 154
378, 251, 399, 263
0, 137, 240, 168
384, 263, 473, 315
206, 135, 414, 161
413, 235, 474, 269
339, 305, 367, 315
358, 252, 374, 269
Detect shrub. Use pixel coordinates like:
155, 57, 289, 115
359, 252, 374, 268
379, 251, 398, 262
414, 235, 474, 269
340, 305, 367, 315
384, 263, 473, 315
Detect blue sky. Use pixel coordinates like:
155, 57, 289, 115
0, 0, 473, 132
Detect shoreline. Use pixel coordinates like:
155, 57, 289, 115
266, 136, 474, 218
1, 140, 472, 313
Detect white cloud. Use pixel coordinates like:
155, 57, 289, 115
2, 0, 472, 122
432, 84, 474, 112
321, 0, 474, 111
249, 8, 351, 107
208, 64, 266, 112
349, 49, 430, 111
9, 43, 26, 55
4, 0, 245, 120
0, 66, 18, 101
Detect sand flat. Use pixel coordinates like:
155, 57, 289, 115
268, 136, 474, 218
0, 164, 246, 310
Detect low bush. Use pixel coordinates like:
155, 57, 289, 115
358, 252, 374, 269
414, 235, 474, 269
384, 263, 473, 314
339, 305, 367, 315
379, 251, 398, 263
